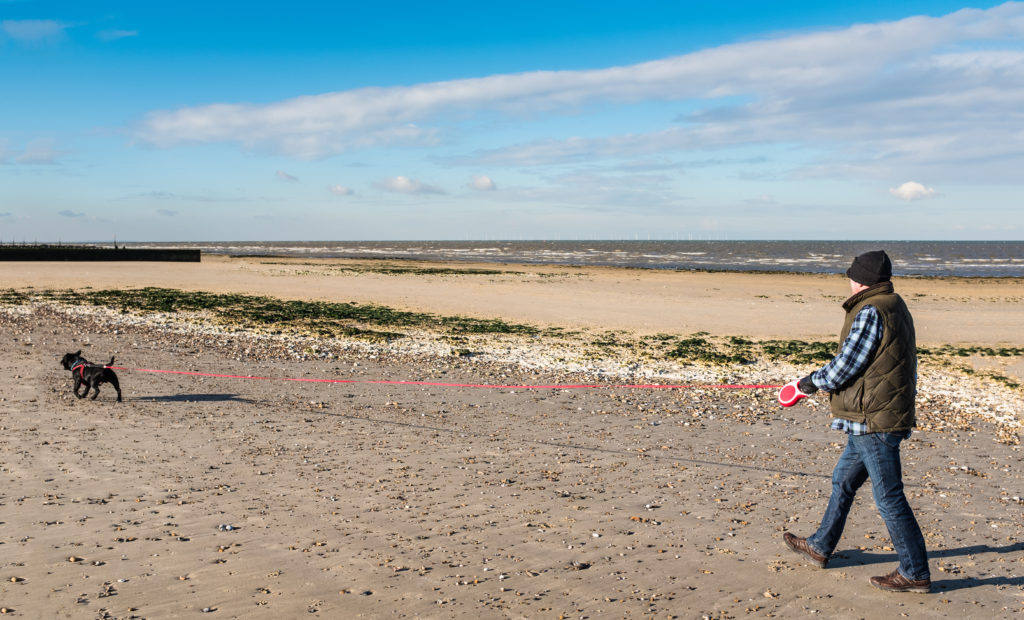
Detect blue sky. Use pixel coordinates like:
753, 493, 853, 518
2, 1, 1022, 241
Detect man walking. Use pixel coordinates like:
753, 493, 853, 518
782, 250, 931, 593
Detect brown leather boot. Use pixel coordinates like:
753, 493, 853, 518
870, 569, 931, 593
783, 532, 828, 568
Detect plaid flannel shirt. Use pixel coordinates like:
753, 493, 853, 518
810, 305, 882, 435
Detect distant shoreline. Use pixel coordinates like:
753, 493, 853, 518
217, 253, 1024, 281
17, 240, 1023, 277
105, 239, 1024, 278
4, 244, 1022, 279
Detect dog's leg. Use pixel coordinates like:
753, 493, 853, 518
109, 374, 122, 402
73, 378, 86, 398
90, 380, 100, 400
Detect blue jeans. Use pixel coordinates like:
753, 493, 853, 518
807, 432, 930, 581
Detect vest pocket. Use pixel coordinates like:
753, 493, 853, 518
845, 381, 866, 415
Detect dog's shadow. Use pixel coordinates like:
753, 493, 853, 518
140, 393, 256, 403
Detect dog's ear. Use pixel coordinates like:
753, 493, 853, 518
74, 350, 82, 356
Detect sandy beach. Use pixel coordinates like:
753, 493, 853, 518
1, 257, 1022, 618
5, 255, 1024, 346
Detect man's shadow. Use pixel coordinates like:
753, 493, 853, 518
929, 574, 1024, 592
831, 541, 1024, 591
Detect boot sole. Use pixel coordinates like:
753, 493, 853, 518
870, 580, 931, 593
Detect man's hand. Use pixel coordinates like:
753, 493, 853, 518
798, 375, 818, 395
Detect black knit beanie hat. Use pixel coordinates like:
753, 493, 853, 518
846, 250, 892, 286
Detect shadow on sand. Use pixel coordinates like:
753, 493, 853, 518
831, 542, 1024, 591
139, 393, 256, 403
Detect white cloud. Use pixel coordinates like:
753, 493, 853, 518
1, 19, 69, 42
468, 175, 497, 191
132, 3, 1024, 184
889, 181, 938, 201
329, 184, 354, 196
373, 176, 444, 195
97, 29, 138, 42
275, 170, 299, 182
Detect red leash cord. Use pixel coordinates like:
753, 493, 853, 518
106, 366, 781, 391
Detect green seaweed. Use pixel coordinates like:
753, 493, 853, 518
256, 261, 516, 276
0, 289, 30, 304
985, 373, 1021, 389
1, 287, 539, 339
918, 344, 1024, 357
662, 334, 834, 365
758, 339, 835, 364
666, 336, 754, 365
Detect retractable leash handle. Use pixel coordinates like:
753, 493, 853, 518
778, 379, 810, 407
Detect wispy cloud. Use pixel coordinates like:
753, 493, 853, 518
133, 2, 1024, 180
15, 138, 63, 165
141, 191, 178, 200
889, 181, 938, 201
745, 194, 777, 205
538, 170, 687, 213
156, 208, 178, 216
373, 176, 444, 195
275, 170, 299, 182
125, 191, 240, 203
97, 29, 138, 42
58, 210, 85, 218
1, 19, 69, 43
329, 184, 354, 196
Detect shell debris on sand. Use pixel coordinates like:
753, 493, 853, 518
5, 300, 1021, 443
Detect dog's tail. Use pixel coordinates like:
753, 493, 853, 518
107, 356, 116, 367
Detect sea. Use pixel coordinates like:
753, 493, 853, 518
118, 240, 1024, 278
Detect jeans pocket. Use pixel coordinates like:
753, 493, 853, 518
872, 432, 902, 449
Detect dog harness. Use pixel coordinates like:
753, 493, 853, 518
70, 360, 89, 379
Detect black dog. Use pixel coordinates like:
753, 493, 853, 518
61, 351, 122, 402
